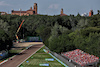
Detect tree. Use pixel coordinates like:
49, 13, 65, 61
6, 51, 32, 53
77, 13, 81, 17
0, 28, 12, 51
0, 19, 10, 34
49, 33, 76, 53
97, 10, 100, 15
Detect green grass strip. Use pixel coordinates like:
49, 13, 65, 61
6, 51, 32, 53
19, 46, 64, 67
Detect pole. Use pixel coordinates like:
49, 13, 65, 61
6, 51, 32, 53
23, 23, 24, 39
20, 8, 21, 16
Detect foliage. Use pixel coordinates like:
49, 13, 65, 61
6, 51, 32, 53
0, 29, 12, 51
0, 14, 100, 59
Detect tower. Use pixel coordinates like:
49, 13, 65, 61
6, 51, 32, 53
89, 10, 93, 17
30, 7, 32, 10
60, 8, 67, 16
34, 3, 37, 14
61, 8, 63, 14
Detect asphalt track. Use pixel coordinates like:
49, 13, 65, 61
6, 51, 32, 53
0, 44, 44, 67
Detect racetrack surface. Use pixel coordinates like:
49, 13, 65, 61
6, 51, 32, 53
0, 44, 44, 67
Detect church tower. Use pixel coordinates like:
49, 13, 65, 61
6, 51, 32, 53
60, 8, 67, 16
34, 3, 37, 14
61, 8, 63, 14
89, 10, 93, 17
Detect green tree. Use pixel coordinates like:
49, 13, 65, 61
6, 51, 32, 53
0, 29, 12, 51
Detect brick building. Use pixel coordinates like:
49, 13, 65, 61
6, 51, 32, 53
0, 12, 7, 15
89, 10, 93, 17
11, 3, 38, 16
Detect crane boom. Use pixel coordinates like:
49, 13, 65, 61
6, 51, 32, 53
15, 20, 24, 40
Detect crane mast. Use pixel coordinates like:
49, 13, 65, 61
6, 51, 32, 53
15, 20, 24, 43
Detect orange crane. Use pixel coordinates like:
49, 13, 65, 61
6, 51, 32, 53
15, 20, 24, 42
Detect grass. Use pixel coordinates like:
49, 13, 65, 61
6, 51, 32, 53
0, 60, 3, 62
9, 50, 22, 53
19, 46, 64, 67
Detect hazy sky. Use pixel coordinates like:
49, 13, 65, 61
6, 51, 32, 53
0, 0, 100, 15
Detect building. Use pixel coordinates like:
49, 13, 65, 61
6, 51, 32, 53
0, 12, 7, 15
81, 13, 88, 17
60, 8, 67, 16
11, 3, 38, 16
89, 10, 93, 17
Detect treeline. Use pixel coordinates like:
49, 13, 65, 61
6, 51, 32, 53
0, 14, 100, 58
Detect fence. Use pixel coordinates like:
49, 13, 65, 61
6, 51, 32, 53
26, 36, 42, 42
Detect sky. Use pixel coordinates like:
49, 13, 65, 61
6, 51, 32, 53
0, 0, 100, 16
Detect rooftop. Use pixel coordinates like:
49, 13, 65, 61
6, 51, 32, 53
60, 13, 67, 16
12, 11, 26, 13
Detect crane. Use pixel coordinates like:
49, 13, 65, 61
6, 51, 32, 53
15, 20, 25, 43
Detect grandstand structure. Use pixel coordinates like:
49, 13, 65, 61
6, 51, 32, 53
61, 49, 99, 67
